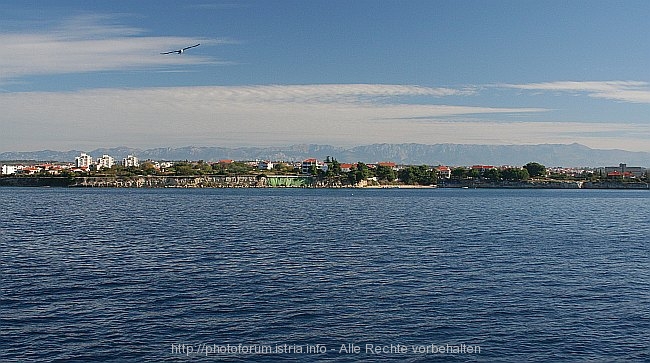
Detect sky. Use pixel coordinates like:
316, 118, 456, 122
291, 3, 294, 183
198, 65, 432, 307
1, 0, 650, 152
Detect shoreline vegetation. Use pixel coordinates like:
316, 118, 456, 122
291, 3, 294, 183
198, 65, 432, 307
1, 160, 648, 189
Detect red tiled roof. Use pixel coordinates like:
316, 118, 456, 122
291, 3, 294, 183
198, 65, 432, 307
607, 171, 633, 177
377, 162, 396, 167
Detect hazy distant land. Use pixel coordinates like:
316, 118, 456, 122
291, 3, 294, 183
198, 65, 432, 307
2, 143, 649, 167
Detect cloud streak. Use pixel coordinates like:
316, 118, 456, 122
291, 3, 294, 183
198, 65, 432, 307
2, 84, 648, 152
501, 81, 650, 104
0, 15, 223, 83
0, 84, 547, 151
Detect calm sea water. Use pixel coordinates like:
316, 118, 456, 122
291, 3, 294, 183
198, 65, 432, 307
1, 188, 648, 362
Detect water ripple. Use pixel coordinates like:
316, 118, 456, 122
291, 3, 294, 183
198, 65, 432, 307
1, 188, 648, 362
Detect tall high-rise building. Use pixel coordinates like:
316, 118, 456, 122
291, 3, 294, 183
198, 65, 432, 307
75, 153, 93, 168
96, 155, 115, 169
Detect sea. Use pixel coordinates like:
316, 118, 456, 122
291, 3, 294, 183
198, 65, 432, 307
1, 187, 648, 362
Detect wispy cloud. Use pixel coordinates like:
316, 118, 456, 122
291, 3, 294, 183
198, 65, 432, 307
0, 84, 546, 151
3, 83, 648, 152
0, 15, 225, 83
500, 81, 650, 103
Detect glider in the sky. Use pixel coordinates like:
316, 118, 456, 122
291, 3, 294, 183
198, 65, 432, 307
160, 43, 200, 55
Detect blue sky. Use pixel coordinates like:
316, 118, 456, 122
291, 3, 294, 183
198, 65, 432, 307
1, 0, 650, 152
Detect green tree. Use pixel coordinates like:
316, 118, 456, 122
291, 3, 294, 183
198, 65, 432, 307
501, 167, 529, 181
451, 167, 467, 180
172, 162, 195, 176
398, 165, 437, 185
419, 166, 437, 185
375, 165, 397, 182
330, 159, 342, 176
195, 160, 213, 174
356, 162, 372, 179
466, 169, 480, 179
140, 161, 158, 175
483, 168, 501, 182
524, 162, 546, 178
347, 162, 372, 184
226, 162, 253, 175
324, 157, 342, 177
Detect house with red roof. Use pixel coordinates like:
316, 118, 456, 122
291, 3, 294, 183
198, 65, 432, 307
301, 158, 326, 174
436, 165, 451, 179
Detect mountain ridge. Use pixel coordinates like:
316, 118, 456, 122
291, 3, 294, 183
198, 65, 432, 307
1, 143, 649, 167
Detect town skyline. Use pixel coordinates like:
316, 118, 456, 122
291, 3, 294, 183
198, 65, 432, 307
2, 150, 646, 189
1, 1, 650, 152
1, 142, 649, 168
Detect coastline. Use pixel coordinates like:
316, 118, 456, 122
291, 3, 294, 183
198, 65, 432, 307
0, 175, 648, 189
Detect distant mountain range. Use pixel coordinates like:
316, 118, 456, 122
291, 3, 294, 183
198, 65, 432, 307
1, 143, 649, 167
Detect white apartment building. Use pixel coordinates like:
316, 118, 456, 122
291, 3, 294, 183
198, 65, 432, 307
75, 153, 93, 168
96, 155, 115, 169
122, 155, 139, 167
1, 165, 18, 175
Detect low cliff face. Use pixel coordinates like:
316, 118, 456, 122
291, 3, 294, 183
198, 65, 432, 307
1, 175, 316, 188
439, 180, 648, 189
66, 175, 316, 188
582, 181, 649, 189
0, 177, 73, 187
67, 176, 282, 188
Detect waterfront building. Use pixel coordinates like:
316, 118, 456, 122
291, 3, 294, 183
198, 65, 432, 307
75, 153, 93, 168
21, 166, 41, 175
340, 163, 355, 173
603, 163, 645, 179
301, 158, 326, 174
436, 165, 452, 179
1, 165, 18, 175
122, 155, 139, 167
96, 155, 115, 169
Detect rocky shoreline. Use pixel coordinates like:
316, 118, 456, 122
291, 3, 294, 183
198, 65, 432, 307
1, 176, 648, 189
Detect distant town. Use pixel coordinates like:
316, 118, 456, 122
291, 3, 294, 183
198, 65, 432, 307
1, 151, 648, 189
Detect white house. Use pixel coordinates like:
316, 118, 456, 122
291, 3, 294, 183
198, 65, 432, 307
258, 160, 274, 170
436, 165, 452, 179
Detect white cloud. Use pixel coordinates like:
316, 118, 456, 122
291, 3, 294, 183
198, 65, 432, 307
501, 81, 650, 103
0, 84, 546, 151
2, 84, 648, 152
0, 15, 223, 82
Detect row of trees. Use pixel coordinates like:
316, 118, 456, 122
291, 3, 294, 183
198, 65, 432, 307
87, 161, 257, 177
26, 159, 646, 184
451, 167, 531, 182
449, 162, 546, 182
320, 158, 437, 186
